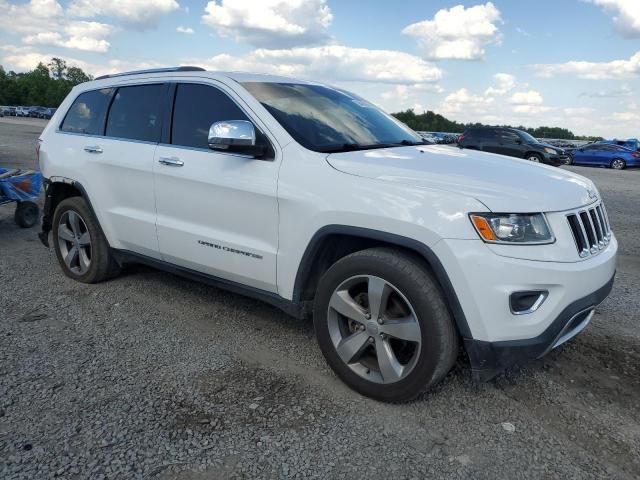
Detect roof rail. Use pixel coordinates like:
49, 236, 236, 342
95, 66, 206, 81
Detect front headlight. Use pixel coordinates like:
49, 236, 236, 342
469, 213, 555, 244
544, 147, 557, 154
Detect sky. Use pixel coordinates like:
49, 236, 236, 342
0, 0, 639, 138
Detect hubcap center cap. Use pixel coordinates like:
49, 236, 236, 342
366, 321, 379, 336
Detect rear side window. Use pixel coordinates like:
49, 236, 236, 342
60, 88, 113, 135
105, 84, 164, 142
171, 83, 249, 149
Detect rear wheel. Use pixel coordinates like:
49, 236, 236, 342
611, 158, 626, 170
313, 248, 458, 402
52, 196, 120, 283
14, 201, 39, 228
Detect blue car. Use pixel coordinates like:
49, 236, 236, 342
600, 138, 639, 151
568, 143, 639, 170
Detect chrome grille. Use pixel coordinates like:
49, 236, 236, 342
566, 201, 611, 258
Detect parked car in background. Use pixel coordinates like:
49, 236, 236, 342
29, 106, 47, 118
42, 108, 57, 119
415, 131, 439, 144
38, 67, 617, 402
0, 107, 3, 117
600, 138, 640, 152
16, 106, 30, 117
6, 106, 17, 116
458, 126, 569, 166
547, 139, 577, 150
568, 143, 639, 170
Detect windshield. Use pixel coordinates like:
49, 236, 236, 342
242, 82, 425, 153
516, 130, 540, 144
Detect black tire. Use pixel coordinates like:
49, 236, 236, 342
525, 153, 543, 163
313, 247, 458, 402
565, 155, 573, 165
610, 158, 626, 170
52, 196, 120, 283
14, 201, 39, 228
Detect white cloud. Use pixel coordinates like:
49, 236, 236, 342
440, 88, 494, 114
510, 90, 543, 105
611, 111, 640, 122
580, 85, 633, 97
485, 73, 516, 95
0, 0, 114, 52
402, 2, 502, 60
202, 0, 332, 48
68, 0, 180, 28
176, 26, 194, 34
197, 45, 442, 84
587, 0, 640, 37
533, 51, 640, 79
24, 21, 113, 52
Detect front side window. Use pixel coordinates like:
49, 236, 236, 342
241, 82, 424, 153
516, 130, 540, 144
171, 83, 250, 149
105, 84, 164, 142
60, 88, 114, 135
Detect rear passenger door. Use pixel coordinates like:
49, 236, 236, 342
153, 82, 280, 293
479, 129, 501, 154
57, 84, 163, 257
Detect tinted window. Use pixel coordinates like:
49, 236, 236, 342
476, 128, 497, 141
242, 82, 423, 153
171, 83, 249, 149
497, 130, 520, 143
60, 88, 113, 135
105, 84, 164, 142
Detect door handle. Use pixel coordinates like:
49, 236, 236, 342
159, 157, 184, 167
84, 145, 103, 154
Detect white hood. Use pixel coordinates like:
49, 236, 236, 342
326, 145, 597, 212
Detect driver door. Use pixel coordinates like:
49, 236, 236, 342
153, 82, 280, 293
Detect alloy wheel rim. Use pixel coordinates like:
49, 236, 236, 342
612, 159, 624, 169
327, 275, 422, 384
528, 156, 540, 162
58, 210, 92, 275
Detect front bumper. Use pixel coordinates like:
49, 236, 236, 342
464, 275, 614, 380
432, 236, 617, 380
545, 153, 569, 166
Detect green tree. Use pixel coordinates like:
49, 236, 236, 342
0, 58, 93, 108
48, 57, 67, 80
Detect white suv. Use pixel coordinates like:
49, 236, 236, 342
38, 67, 617, 402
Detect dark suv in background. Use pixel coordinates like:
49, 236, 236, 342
458, 127, 568, 166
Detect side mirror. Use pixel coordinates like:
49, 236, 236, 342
208, 120, 264, 157
515, 139, 523, 145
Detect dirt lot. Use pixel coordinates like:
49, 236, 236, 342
1, 117, 639, 479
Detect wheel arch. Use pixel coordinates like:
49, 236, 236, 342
39, 178, 102, 247
524, 151, 543, 160
292, 225, 472, 339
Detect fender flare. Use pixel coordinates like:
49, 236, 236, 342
292, 225, 473, 339
39, 178, 103, 248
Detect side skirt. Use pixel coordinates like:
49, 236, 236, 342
112, 249, 307, 319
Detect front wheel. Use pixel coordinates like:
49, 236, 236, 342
611, 158, 626, 170
313, 248, 458, 402
526, 153, 543, 163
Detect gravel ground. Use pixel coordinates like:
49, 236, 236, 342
1, 117, 639, 479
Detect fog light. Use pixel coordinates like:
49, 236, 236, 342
510, 290, 548, 315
